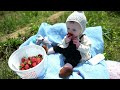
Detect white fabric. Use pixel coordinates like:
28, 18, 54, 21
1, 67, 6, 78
78, 35, 91, 61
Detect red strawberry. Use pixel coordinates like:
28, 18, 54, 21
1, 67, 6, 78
27, 60, 32, 65
28, 56, 32, 60
21, 57, 26, 63
31, 57, 37, 63
23, 59, 28, 65
20, 63, 25, 68
36, 57, 42, 64
32, 62, 37, 67
67, 32, 73, 37
21, 68, 25, 70
25, 64, 30, 70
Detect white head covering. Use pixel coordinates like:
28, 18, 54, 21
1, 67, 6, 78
66, 11, 87, 33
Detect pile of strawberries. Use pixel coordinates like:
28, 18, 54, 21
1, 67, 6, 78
19, 54, 43, 70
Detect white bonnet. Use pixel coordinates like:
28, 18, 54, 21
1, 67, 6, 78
66, 11, 87, 33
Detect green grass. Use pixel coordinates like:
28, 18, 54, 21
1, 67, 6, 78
85, 11, 120, 61
0, 11, 120, 79
0, 11, 57, 36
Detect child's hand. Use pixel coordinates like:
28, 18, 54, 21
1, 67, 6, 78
72, 37, 80, 48
65, 34, 72, 44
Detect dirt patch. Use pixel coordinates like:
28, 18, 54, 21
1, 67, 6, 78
0, 27, 30, 42
0, 11, 65, 42
47, 11, 64, 23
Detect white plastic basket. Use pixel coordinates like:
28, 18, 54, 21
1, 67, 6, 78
8, 45, 47, 79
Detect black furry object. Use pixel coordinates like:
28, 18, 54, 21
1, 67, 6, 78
53, 40, 81, 67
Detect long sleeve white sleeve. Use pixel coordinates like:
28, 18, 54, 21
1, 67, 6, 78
77, 35, 92, 61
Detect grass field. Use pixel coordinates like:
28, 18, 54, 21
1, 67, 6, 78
0, 11, 120, 79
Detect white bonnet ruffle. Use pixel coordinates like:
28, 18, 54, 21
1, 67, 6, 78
66, 11, 87, 33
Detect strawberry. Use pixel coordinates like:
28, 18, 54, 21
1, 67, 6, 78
31, 57, 37, 63
28, 56, 32, 60
32, 62, 37, 67
21, 68, 25, 70
36, 57, 41, 64
25, 64, 30, 70
67, 32, 73, 37
20, 63, 25, 68
27, 60, 32, 65
21, 57, 26, 63
23, 60, 27, 65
